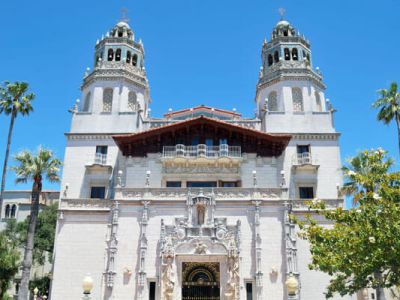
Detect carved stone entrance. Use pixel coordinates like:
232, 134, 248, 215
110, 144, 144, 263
182, 262, 220, 300
160, 190, 241, 300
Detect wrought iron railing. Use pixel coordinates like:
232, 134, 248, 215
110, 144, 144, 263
163, 144, 241, 159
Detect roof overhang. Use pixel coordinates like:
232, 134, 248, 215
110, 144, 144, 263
113, 116, 291, 157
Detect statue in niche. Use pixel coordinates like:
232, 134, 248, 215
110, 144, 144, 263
162, 256, 175, 300
197, 205, 206, 225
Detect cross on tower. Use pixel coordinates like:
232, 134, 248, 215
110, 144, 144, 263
278, 8, 286, 20
120, 7, 130, 23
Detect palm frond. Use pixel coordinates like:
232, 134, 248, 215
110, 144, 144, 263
0, 81, 35, 117
11, 147, 61, 185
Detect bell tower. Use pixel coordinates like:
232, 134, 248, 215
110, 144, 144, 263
255, 15, 342, 201
70, 20, 150, 134
256, 17, 335, 134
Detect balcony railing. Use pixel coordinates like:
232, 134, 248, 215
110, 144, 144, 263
95, 153, 108, 164
86, 153, 111, 167
292, 152, 318, 166
163, 144, 241, 159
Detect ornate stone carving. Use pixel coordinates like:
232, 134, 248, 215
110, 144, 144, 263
159, 190, 242, 300
284, 201, 300, 293
161, 256, 175, 300
226, 253, 240, 300
137, 201, 150, 300
194, 241, 208, 254
105, 202, 119, 288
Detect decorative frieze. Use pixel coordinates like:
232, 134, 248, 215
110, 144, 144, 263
115, 187, 283, 201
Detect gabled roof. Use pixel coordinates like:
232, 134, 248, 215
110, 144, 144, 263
163, 105, 241, 119
113, 116, 291, 157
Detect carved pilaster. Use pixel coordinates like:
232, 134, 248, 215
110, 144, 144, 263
138, 201, 150, 300
284, 201, 300, 295
105, 202, 119, 288
253, 201, 263, 299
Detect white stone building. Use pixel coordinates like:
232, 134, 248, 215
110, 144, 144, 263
50, 19, 363, 300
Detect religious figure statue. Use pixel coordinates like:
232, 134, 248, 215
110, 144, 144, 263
162, 256, 175, 300
197, 205, 205, 225
226, 255, 240, 299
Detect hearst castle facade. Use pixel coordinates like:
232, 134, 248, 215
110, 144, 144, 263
50, 18, 355, 300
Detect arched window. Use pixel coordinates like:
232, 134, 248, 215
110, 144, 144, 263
283, 30, 288, 37
103, 88, 113, 113
132, 54, 138, 66
5, 204, 10, 218
292, 48, 298, 61
284, 48, 290, 60
10, 204, 17, 218
126, 51, 131, 64
128, 91, 137, 111
315, 91, 322, 112
115, 49, 121, 61
306, 53, 310, 62
107, 49, 114, 61
268, 54, 273, 66
292, 88, 304, 112
274, 51, 279, 63
268, 91, 278, 111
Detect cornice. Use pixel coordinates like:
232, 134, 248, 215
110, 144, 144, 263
65, 133, 131, 141
288, 133, 340, 140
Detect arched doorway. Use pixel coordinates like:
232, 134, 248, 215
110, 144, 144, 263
182, 262, 220, 300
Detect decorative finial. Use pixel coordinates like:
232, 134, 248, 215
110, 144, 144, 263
120, 7, 130, 23
278, 8, 286, 20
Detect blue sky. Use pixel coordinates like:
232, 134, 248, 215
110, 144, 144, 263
0, 0, 399, 194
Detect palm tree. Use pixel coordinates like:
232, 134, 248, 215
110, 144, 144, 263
342, 149, 393, 205
341, 149, 393, 300
0, 82, 35, 219
341, 149, 393, 205
372, 82, 400, 154
11, 147, 61, 300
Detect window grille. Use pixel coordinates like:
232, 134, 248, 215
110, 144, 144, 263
103, 89, 113, 112
292, 88, 304, 112
268, 91, 278, 111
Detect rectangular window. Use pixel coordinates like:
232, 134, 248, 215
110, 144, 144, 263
95, 146, 108, 164
221, 181, 239, 187
90, 186, 106, 199
96, 145, 108, 155
166, 181, 182, 188
296, 145, 310, 154
149, 281, 156, 300
246, 282, 253, 300
187, 181, 217, 188
299, 187, 314, 199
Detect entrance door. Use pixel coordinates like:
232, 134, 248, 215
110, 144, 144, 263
182, 262, 220, 300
